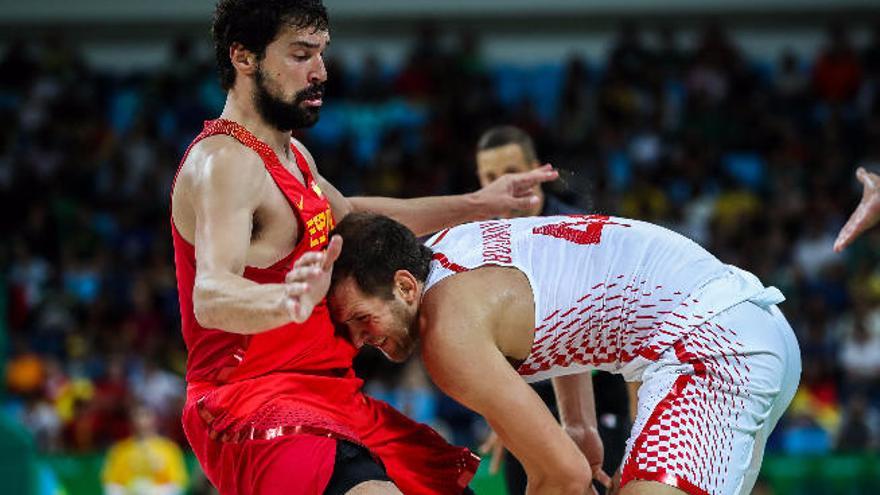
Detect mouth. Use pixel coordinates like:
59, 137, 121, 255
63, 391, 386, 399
363, 336, 386, 349
302, 97, 323, 108
299, 87, 325, 108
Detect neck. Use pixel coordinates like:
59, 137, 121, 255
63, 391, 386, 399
221, 89, 293, 158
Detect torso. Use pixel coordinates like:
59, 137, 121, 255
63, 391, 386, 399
171, 134, 305, 268
423, 215, 735, 382
171, 118, 349, 384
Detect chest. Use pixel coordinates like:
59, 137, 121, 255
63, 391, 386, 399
247, 167, 334, 269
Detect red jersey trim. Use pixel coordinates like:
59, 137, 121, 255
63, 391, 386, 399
432, 252, 467, 273
428, 228, 451, 247
621, 469, 710, 495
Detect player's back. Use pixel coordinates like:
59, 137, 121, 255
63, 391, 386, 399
425, 215, 773, 381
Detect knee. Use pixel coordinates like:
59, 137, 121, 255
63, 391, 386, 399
619, 480, 690, 495
344, 480, 402, 495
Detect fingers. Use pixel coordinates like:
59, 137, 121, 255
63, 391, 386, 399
515, 164, 558, 188
284, 298, 305, 323
833, 168, 880, 252
514, 195, 541, 211
289, 252, 324, 280
322, 235, 343, 271
285, 265, 322, 284
856, 167, 879, 187
593, 468, 612, 489
289, 237, 342, 275
608, 468, 623, 495
834, 205, 871, 252
834, 219, 856, 252
285, 282, 309, 297
488, 445, 503, 475
287, 238, 342, 282
478, 432, 496, 454
478, 431, 504, 474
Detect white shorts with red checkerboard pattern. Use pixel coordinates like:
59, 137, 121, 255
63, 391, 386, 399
620, 302, 800, 495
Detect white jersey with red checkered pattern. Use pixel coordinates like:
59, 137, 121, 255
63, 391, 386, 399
423, 215, 777, 383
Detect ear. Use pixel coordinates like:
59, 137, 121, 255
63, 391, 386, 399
393, 270, 420, 303
229, 42, 258, 78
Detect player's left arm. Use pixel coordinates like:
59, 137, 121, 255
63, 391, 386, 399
552, 373, 611, 488
292, 138, 558, 236
420, 288, 593, 494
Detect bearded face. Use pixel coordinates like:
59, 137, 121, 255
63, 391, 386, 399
253, 63, 325, 131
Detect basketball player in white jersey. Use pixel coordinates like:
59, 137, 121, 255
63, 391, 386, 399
310, 212, 801, 495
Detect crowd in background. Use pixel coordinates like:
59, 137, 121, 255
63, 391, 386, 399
3, 20, 880, 466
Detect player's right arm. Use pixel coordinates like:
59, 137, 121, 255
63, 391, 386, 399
185, 140, 332, 333
834, 167, 880, 252
420, 280, 593, 495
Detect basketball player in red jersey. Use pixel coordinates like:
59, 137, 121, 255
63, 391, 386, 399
834, 167, 880, 252
169, 1, 558, 494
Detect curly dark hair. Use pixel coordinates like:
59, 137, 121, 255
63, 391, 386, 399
212, 0, 329, 90
330, 213, 434, 300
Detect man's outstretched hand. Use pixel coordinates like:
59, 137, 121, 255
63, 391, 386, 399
472, 164, 559, 218
834, 167, 880, 253
283, 235, 342, 323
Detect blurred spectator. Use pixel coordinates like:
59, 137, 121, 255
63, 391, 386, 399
839, 315, 880, 393
5, 341, 45, 395
356, 54, 390, 102
688, 22, 741, 104
556, 55, 593, 149
782, 413, 832, 454
131, 359, 184, 421
774, 50, 809, 108
21, 397, 62, 452
102, 405, 187, 495
836, 394, 879, 452
813, 24, 863, 104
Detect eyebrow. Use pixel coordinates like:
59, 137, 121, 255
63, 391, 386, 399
343, 308, 368, 324
290, 40, 329, 50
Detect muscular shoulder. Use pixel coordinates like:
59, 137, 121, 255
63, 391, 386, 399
180, 135, 268, 199
421, 267, 534, 359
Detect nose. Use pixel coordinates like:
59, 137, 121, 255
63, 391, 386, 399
310, 55, 327, 84
352, 328, 368, 349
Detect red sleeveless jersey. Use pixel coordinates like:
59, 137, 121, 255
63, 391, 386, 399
171, 119, 478, 494
171, 118, 356, 385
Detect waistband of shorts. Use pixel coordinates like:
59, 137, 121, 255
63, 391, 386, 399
193, 395, 363, 445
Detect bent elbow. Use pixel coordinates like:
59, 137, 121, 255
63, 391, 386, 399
193, 301, 217, 330
192, 285, 220, 329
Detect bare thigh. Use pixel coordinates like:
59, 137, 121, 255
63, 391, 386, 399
621, 480, 689, 495
345, 480, 403, 495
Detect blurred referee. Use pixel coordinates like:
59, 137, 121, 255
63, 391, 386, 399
473, 126, 630, 494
